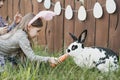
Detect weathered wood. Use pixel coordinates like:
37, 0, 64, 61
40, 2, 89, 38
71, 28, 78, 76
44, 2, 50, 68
19, 0, 25, 15
37, 1, 47, 48
53, 0, 64, 52
74, 0, 86, 40
37, 2, 57, 53
0, 0, 7, 19
7, 0, 13, 21
32, 0, 39, 14
113, 20, 120, 54
24, 0, 32, 14
108, 12, 117, 52
84, 0, 96, 46
95, 0, 109, 47
13, 0, 19, 17
64, 0, 75, 48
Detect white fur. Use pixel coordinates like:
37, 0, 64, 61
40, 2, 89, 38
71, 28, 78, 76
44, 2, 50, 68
66, 42, 119, 72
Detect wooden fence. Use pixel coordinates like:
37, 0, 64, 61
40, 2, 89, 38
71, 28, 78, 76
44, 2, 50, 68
0, 0, 120, 55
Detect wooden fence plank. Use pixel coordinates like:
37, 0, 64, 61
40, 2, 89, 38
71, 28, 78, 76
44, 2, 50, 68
53, 0, 64, 52
85, 0, 96, 46
108, 12, 117, 52
37, 1, 58, 51
18, 0, 24, 15
32, 0, 39, 14
37, 1, 47, 48
109, 0, 120, 54
24, 0, 32, 14
45, 0, 55, 53
109, 13, 120, 54
7, 0, 13, 22
46, 22, 54, 53
13, 0, 19, 17
64, 0, 75, 48
116, 0, 120, 13
74, 1, 86, 40
0, 0, 7, 19
113, 21, 120, 54
95, 0, 109, 47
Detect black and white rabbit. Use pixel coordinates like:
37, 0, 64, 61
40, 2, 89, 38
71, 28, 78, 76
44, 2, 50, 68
66, 29, 119, 72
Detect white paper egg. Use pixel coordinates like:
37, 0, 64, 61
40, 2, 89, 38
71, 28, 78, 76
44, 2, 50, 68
65, 5, 73, 20
54, 1, 61, 15
78, 6, 87, 21
44, 0, 51, 9
93, 2, 103, 19
37, 0, 42, 3
106, 0, 116, 14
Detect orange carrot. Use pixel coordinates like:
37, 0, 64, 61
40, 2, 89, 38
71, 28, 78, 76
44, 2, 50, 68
58, 53, 69, 62
50, 54, 69, 67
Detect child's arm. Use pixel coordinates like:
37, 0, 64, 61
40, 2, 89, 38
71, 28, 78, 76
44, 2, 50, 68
0, 13, 22, 35
7, 12, 22, 32
18, 34, 58, 64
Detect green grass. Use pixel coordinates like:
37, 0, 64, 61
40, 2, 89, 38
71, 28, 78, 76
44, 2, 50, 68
0, 46, 120, 80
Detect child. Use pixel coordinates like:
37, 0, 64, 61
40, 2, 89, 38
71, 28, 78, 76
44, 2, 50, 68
0, 12, 58, 72
0, 0, 22, 35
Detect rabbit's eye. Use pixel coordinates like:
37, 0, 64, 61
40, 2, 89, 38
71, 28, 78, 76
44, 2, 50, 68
72, 45, 78, 50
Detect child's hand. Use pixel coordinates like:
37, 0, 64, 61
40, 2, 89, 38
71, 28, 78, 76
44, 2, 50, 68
48, 57, 59, 64
14, 12, 22, 24
49, 54, 69, 67
0, 27, 8, 35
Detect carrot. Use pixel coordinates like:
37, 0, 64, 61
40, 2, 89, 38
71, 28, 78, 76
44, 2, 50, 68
58, 53, 69, 62
50, 54, 69, 67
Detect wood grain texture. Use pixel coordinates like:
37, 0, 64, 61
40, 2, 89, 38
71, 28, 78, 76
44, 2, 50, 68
95, 0, 109, 47
64, 0, 75, 48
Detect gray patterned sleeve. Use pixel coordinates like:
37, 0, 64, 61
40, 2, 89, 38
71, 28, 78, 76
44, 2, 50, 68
18, 35, 50, 63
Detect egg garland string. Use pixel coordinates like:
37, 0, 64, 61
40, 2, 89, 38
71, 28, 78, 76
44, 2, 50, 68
38, 0, 117, 20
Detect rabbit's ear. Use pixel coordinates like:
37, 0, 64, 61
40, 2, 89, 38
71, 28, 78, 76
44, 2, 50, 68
78, 29, 87, 43
69, 33, 78, 41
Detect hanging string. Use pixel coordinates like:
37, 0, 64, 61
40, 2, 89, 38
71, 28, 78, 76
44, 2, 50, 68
50, 1, 106, 13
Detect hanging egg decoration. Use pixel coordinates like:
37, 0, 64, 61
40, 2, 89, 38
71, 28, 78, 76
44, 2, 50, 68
44, 0, 51, 9
93, 2, 103, 19
37, 0, 43, 3
54, 1, 62, 15
106, 0, 116, 14
65, 5, 73, 20
78, 6, 87, 21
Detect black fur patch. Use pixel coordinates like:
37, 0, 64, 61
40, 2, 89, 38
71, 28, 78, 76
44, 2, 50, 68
95, 61, 106, 67
72, 45, 78, 50
82, 44, 84, 49
92, 47, 119, 61
92, 47, 119, 65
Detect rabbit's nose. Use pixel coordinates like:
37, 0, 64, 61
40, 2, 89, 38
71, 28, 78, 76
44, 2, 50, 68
67, 49, 71, 53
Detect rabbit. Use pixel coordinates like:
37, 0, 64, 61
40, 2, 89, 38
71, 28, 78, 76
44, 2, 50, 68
66, 29, 119, 72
